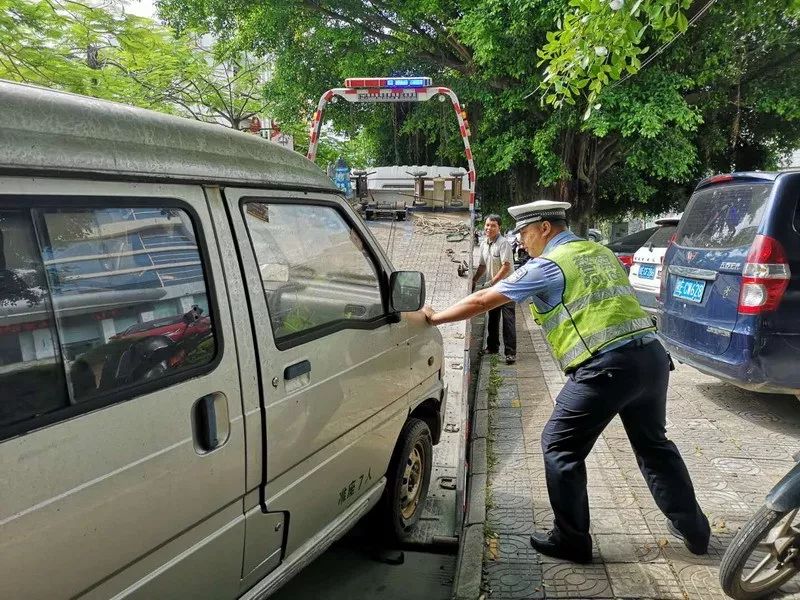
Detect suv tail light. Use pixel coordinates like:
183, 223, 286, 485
657, 234, 677, 303
618, 255, 633, 269
658, 265, 668, 302
738, 234, 791, 314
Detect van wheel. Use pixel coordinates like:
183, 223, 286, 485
380, 418, 433, 540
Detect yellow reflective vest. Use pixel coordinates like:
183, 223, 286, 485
529, 240, 656, 372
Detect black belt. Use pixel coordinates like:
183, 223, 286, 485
566, 336, 657, 375
627, 336, 656, 349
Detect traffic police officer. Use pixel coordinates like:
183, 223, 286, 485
423, 200, 710, 563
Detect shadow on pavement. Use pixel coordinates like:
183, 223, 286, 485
694, 381, 800, 435
271, 517, 455, 600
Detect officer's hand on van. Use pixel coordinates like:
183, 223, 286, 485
421, 305, 436, 324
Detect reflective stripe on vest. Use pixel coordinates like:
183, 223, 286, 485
556, 316, 655, 370
540, 284, 637, 334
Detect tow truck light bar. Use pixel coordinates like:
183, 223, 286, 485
344, 77, 432, 88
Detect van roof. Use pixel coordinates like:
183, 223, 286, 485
0, 80, 336, 192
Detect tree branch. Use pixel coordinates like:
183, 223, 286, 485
300, 0, 471, 73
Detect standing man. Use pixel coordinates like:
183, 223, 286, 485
423, 200, 709, 563
473, 214, 517, 364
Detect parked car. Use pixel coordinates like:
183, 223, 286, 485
660, 171, 800, 396
604, 226, 659, 272
0, 81, 447, 599
113, 306, 212, 343
628, 217, 681, 319
586, 228, 604, 243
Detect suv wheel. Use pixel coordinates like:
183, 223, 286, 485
380, 418, 433, 540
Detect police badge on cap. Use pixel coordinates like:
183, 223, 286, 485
508, 200, 571, 234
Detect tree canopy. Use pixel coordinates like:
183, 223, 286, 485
2, 0, 797, 230
0, 0, 269, 129
155, 0, 800, 230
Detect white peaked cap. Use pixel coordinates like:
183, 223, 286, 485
508, 200, 571, 234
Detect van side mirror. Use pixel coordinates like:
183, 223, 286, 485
389, 271, 426, 312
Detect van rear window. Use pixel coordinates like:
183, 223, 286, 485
676, 183, 772, 249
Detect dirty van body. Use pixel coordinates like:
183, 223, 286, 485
0, 81, 447, 599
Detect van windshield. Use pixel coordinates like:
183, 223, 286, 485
676, 183, 772, 249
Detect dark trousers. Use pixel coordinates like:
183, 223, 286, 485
486, 302, 516, 355
541, 340, 710, 546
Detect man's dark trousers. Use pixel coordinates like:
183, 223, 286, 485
541, 339, 710, 548
486, 302, 516, 355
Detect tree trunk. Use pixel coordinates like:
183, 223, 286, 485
729, 80, 742, 170
558, 130, 596, 236
508, 163, 557, 205
392, 105, 401, 166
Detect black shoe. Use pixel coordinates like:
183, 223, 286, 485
666, 520, 709, 555
505, 354, 516, 364
483, 348, 499, 355
529, 530, 592, 563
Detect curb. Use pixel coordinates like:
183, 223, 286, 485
452, 335, 490, 600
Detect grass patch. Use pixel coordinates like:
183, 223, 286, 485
485, 354, 501, 501
486, 438, 498, 470
487, 354, 503, 402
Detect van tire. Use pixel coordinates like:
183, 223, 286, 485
380, 418, 433, 540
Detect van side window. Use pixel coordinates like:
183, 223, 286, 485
242, 202, 383, 341
0, 210, 69, 430
37, 207, 216, 402
0, 204, 217, 438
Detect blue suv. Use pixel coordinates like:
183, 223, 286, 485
660, 171, 800, 396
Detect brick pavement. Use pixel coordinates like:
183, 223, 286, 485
482, 308, 800, 600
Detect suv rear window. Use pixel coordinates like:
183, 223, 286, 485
605, 227, 658, 252
676, 183, 772, 249
645, 225, 677, 247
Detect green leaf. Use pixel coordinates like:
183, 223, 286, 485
676, 11, 688, 32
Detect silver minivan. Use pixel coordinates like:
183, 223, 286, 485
0, 82, 447, 599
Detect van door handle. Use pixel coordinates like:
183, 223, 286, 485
284, 360, 311, 380
193, 392, 229, 453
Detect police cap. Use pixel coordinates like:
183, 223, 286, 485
509, 200, 571, 234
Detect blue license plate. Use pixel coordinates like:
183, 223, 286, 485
673, 277, 706, 303
638, 264, 656, 279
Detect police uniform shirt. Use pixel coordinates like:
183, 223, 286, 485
495, 231, 654, 354
479, 233, 514, 281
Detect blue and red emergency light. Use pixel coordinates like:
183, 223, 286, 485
344, 77, 432, 89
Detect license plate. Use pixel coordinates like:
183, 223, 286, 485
673, 277, 706, 303
638, 264, 656, 279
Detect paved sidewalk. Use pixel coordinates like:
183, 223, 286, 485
481, 308, 800, 600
